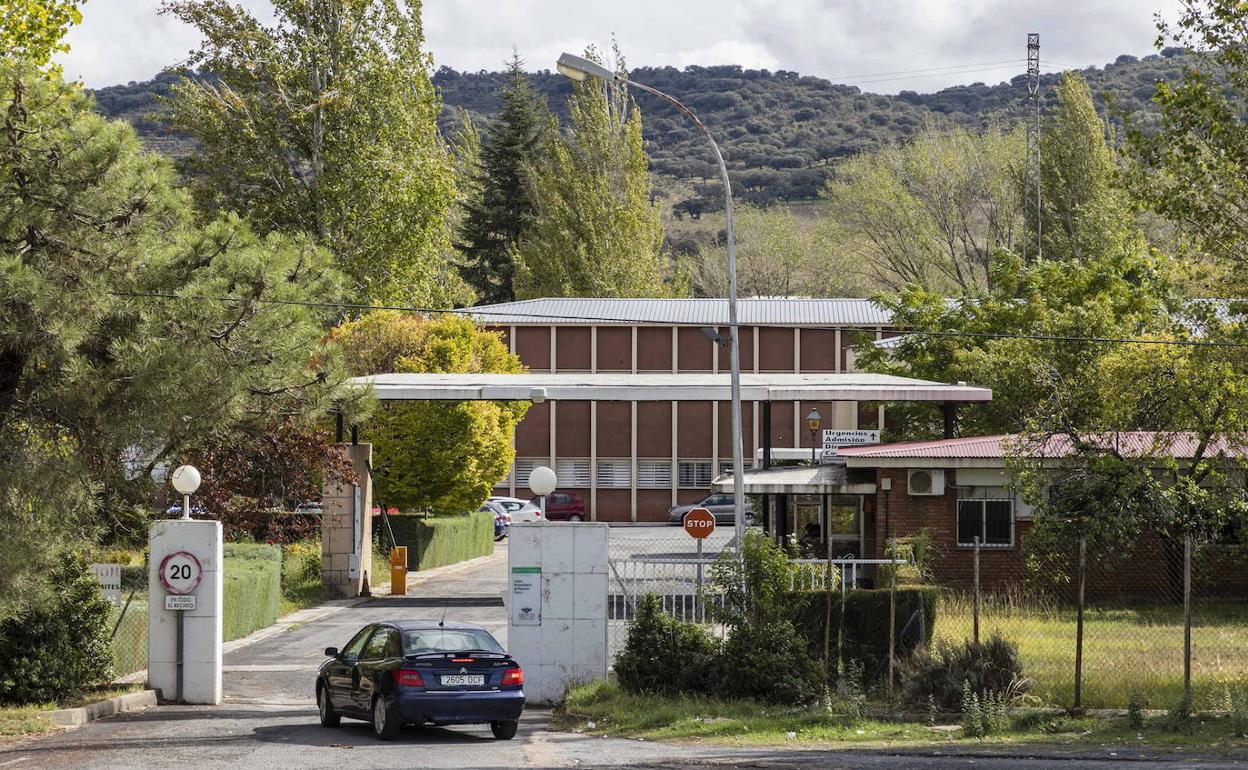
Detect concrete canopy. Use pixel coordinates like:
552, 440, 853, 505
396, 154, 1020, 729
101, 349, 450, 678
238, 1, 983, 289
346, 372, 991, 403
711, 464, 876, 495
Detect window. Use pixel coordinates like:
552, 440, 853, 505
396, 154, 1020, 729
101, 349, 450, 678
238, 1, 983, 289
360, 627, 394, 660
637, 460, 673, 489
340, 625, 373, 659
404, 628, 503, 655
957, 499, 1014, 548
500, 459, 542, 489
555, 458, 591, 487
596, 459, 630, 487
679, 460, 713, 488
718, 460, 752, 475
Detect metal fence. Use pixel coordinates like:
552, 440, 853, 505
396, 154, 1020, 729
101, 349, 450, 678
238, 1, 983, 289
933, 535, 1248, 710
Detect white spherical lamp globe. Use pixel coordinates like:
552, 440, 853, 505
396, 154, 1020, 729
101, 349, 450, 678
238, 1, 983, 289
528, 465, 557, 497
170, 465, 202, 495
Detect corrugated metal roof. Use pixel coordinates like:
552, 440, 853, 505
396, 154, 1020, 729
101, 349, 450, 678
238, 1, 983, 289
838, 433, 1248, 461
455, 297, 892, 327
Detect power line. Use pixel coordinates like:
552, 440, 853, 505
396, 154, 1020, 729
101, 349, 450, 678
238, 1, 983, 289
108, 291, 1248, 350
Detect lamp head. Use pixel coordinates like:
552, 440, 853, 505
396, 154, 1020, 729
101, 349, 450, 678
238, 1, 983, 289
171, 464, 201, 495
556, 52, 616, 82
806, 408, 822, 432
529, 387, 547, 404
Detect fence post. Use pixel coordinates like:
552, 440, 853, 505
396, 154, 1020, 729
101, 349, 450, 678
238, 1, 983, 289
973, 535, 981, 646
1183, 532, 1192, 706
888, 537, 897, 699
1074, 537, 1086, 712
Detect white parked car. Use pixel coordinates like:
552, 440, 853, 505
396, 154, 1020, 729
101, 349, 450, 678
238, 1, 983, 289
488, 496, 542, 524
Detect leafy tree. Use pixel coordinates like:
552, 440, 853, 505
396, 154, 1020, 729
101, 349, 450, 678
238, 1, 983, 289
0, 0, 82, 73
457, 55, 552, 304
682, 204, 866, 298
824, 121, 1023, 293
161, 0, 469, 307
513, 47, 680, 298
329, 312, 527, 513
1035, 74, 1143, 264
180, 416, 357, 543
0, 61, 349, 621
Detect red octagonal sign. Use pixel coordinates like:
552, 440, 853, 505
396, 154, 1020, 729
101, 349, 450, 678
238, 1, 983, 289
683, 507, 716, 539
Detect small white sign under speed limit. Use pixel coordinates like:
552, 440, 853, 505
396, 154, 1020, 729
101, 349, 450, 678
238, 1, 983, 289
159, 551, 203, 595
165, 595, 196, 611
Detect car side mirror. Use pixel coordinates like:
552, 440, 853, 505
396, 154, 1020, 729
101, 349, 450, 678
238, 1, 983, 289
324, 647, 339, 658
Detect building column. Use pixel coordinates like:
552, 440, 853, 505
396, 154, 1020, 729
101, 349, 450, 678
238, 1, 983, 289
630, 401, 638, 522
321, 443, 374, 599
590, 401, 597, 521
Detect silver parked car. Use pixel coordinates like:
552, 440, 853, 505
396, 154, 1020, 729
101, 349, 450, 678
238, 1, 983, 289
667, 494, 755, 526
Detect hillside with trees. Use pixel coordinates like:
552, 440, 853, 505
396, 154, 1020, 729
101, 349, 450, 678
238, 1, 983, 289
92, 48, 1192, 211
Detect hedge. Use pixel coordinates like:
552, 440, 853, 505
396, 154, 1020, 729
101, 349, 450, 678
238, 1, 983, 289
223, 543, 282, 642
787, 588, 941, 683
376, 511, 494, 571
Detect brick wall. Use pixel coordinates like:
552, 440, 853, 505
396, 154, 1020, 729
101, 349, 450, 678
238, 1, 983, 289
869, 468, 1248, 599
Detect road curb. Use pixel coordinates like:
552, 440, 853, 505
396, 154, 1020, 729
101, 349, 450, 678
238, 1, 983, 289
47, 689, 157, 727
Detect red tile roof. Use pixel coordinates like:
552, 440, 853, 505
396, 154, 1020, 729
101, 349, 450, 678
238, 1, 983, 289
837, 432, 1248, 460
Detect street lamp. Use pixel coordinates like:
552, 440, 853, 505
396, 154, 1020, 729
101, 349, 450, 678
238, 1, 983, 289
806, 408, 822, 465
170, 464, 201, 520
556, 51, 748, 550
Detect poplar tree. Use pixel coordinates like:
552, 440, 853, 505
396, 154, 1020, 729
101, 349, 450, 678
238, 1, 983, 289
456, 56, 551, 304
513, 47, 678, 298
162, 0, 468, 307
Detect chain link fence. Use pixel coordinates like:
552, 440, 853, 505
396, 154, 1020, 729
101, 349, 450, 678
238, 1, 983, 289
933, 536, 1248, 710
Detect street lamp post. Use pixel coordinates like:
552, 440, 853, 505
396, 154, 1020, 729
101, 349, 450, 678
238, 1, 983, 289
556, 52, 748, 551
170, 464, 202, 520
806, 408, 822, 465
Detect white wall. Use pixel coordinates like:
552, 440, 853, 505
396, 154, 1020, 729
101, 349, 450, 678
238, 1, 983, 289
506, 523, 608, 705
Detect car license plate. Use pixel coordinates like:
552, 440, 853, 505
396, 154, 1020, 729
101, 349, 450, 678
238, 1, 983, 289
441, 674, 485, 686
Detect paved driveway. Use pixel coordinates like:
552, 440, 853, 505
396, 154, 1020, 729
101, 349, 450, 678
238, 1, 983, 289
4, 537, 1247, 769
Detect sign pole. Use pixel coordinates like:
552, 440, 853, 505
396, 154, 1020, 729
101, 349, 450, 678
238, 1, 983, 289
696, 536, 704, 594
175, 610, 184, 702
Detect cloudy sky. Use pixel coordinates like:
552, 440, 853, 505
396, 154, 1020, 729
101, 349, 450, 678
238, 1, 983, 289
61, 0, 1183, 92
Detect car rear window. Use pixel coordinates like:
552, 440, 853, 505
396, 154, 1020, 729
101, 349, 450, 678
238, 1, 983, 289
403, 629, 504, 655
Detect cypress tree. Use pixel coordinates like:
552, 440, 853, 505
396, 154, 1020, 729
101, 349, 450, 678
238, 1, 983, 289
457, 54, 551, 304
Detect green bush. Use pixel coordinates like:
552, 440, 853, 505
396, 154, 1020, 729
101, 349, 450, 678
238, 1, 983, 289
615, 594, 719, 697
0, 560, 113, 704
901, 633, 1026, 710
720, 618, 825, 705
222, 543, 281, 642
787, 587, 940, 683
377, 511, 493, 571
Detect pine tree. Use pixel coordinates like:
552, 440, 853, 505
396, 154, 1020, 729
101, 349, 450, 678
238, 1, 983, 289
513, 47, 679, 299
456, 55, 551, 304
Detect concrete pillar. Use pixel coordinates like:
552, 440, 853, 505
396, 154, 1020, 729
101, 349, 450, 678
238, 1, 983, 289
148, 519, 223, 704
321, 443, 374, 598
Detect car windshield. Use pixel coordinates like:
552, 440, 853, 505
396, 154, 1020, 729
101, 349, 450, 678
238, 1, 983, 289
498, 501, 523, 512
403, 629, 504, 655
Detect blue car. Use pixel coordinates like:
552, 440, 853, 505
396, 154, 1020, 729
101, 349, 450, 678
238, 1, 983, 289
316, 620, 524, 740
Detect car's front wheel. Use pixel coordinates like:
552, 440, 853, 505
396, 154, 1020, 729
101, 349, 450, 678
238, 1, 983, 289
490, 719, 519, 740
372, 696, 400, 740
317, 683, 340, 728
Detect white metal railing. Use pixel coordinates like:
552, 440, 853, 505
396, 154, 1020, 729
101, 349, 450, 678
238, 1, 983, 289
787, 558, 908, 592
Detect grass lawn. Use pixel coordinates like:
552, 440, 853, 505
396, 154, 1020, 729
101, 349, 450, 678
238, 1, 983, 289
561, 679, 1248, 754
0, 684, 143, 738
934, 596, 1248, 709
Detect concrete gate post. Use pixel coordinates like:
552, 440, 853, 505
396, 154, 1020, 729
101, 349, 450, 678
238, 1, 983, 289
321, 443, 374, 598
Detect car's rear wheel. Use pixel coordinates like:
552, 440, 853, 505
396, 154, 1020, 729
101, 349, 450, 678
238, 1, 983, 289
372, 696, 400, 740
569, 514, 583, 523
317, 683, 340, 728
490, 719, 519, 740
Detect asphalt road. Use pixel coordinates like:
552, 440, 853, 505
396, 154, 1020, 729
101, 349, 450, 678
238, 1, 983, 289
3, 536, 1246, 769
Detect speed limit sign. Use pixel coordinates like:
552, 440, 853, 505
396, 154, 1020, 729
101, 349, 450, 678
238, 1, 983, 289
159, 551, 203, 595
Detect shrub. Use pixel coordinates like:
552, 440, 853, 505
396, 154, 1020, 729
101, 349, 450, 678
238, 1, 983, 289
615, 594, 719, 697
1128, 689, 1147, 729
222, 543, 281, 642
720, 618, 825, 705
0, 559, 113, 703
787, 587, 940, 683
378, 511, 494, 572
902, 633, 1027, 710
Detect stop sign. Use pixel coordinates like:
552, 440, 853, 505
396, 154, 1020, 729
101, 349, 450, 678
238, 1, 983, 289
683, 507, 716, 539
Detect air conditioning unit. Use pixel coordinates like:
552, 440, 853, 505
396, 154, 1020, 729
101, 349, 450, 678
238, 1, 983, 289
907, 469, 946, 496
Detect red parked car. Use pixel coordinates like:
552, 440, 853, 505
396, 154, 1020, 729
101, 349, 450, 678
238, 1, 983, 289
536, 492, 586, 522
